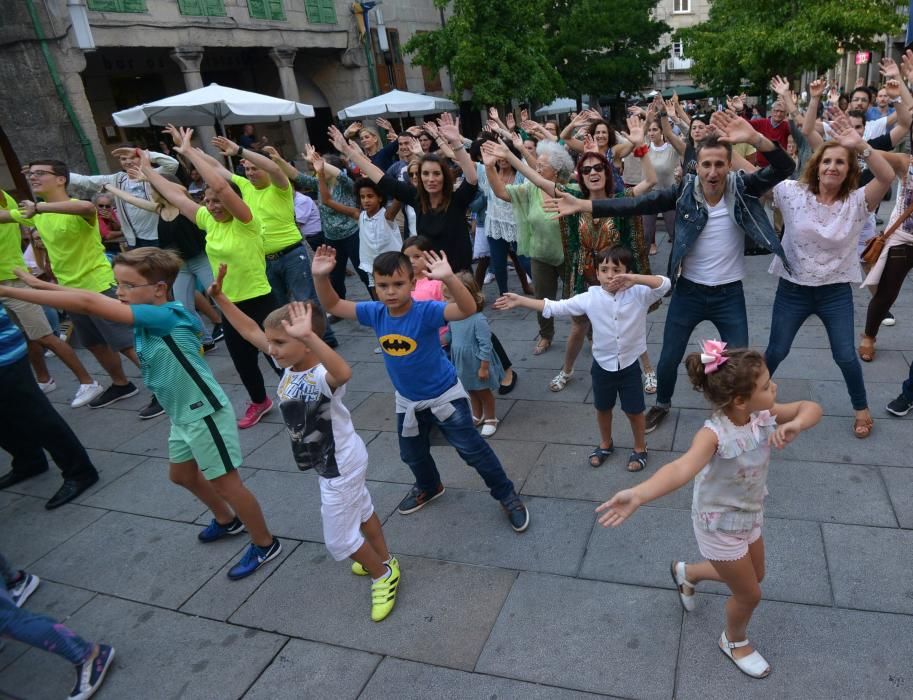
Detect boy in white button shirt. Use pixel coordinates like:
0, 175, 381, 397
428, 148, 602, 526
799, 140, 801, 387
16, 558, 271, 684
495, 246, 670, 472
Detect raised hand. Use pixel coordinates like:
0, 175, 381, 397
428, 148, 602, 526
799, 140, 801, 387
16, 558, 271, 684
162, 123, 184, 148
621, 114, 644, 145
281, 301, 315, 341
770, 75, 790, 96
879, 57, 900, 80
826, 86, 841, 105
311, 245, 337, 277
406, 136, 423, 158
376, 117, 396, 136
262, 145, 281, 160
480, 142, 499, 167
542, 189, 587, 217
173, 127, 195, 155
808, 78, 826, 99
901, 49, 913, 83
327, 125, 353, 155
212, 135, 240, 157
493, 293, 522, 310
343, 121, 362, 137
885, 78, 901, 99
110, 146, 138, 160
505, 112, 516, 130
582, 133, 598, 153
208, 263, 228, 297
488, 106, 500, 122
710, 110, 757, 145
726, 93, 745, 113
519, 107, 529, 122
595, 489, 642, 527
854, 77, 865, 89
830, 113, 866, 151
421, 249, 453, 280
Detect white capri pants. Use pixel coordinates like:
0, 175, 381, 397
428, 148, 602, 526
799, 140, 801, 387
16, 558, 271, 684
319, 461, 375, 560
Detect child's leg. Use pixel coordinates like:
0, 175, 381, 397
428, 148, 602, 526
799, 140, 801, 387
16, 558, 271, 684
85, 344, 130, 385
477, 388, 497, 420
709, 539, 766, 660
397, 411, 444, 492
26, 340, 51, 383
120, 346, 141, 368
640, 350, 654, 374
627, 412, 647, 453
469, 390, 483, 420
562, 317, 588, 375
210, 470, 273, 546
349, 540, 386, 579
0, 595, 94, 665
596, 409, 613, 449
169, 460, 235, 524
360, 513, 391, 563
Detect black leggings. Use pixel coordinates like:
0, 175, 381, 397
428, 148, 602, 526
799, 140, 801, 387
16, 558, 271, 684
864, 243, 913, 337
222, 292, 281, 404
491, 333, 512, 372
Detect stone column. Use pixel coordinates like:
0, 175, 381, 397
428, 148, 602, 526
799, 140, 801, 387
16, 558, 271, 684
844, 52, 856, 92
269, 47, 310, 154
170, 47, 218, 155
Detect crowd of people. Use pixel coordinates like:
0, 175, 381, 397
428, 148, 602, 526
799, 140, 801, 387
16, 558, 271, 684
3, 53, 913, 695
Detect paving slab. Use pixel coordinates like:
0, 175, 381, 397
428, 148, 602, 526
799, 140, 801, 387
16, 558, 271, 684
880, 466, 913, 529
0, 490, 22, 510
365, 430, 545, 492
380, 492, 594, 576
579, 509, 831, 606
822, 522, 913, 615
61, 405, 166, 452
231, 543, 516, 671
362, 657, 612, 699
217, 469, 403, 542
181, 540, 300, 622
676, 595, 913, 699
241, 639, 380, 700
476, 572, 680, 698
33, 510, 246, 608
0, 595, 287, 700
0, 494, 105, 569
0, 580, 96, 674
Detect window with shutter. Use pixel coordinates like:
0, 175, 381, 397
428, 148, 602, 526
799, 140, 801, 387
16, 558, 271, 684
178, 0, 226, 16
305, 0, 336, 24
87, 0, 147, 11
248, 0, 286, 19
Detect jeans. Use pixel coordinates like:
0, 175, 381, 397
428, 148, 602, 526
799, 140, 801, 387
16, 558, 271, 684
488, 237, 531, 295
396, 397, 515, 502
0, 356, 97, 480
266, 245, 336, 344
655, 278, 749, 406
0, 583, 92, 664
172, 253, 215, 344
765, 278, 867, 410
326, 234, 371, 300
902, 358, 913, 402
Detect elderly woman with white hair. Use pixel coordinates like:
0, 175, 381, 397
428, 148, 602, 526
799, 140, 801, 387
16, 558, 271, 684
489, 140, 576, 354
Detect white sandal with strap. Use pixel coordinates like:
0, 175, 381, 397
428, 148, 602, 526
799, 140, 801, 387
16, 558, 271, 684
719, 632, 771, 679
549, 369, 573, 392
481, 418, 499, 438
669, 561, 696, 612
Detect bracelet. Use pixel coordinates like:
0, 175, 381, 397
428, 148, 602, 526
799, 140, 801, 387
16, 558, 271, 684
236, 146, 244, 158
633, 144, 650, 158
658, 111, 668, 118
451, 142, 466, 151
33, 202, 41, 215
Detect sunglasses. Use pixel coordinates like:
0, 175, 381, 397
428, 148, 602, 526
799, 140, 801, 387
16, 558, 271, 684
579, 164, 605, 175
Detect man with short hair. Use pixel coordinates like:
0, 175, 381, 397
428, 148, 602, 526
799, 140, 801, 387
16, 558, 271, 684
546, 112, 794, 433
747, 100, 790, 166
67, 146, 178, 248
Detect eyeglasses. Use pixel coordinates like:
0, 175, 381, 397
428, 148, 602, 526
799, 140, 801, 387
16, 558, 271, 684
27, 170, 57, 179
96, 204, 113, 208
116, 281, 163, 291
579, 164, 605, 175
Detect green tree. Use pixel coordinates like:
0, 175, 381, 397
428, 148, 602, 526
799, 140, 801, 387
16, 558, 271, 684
403, 0, 564, 107
545, 0, 669, 101
678, 0, 906, 95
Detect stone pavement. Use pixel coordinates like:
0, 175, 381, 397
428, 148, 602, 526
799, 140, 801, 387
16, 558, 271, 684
2, 226, 913, 699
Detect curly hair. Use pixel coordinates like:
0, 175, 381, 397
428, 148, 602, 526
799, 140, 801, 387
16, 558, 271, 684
536, 141, 575, 183
575, 151, 615, 198
684, 347, 766, 411
586, 119, 617, 149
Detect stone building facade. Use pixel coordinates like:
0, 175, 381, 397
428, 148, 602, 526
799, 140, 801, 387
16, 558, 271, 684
0, 0, 452, 192
650, 0, 709, 91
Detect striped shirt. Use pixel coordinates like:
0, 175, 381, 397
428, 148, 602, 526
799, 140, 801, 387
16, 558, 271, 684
0, 306, 27, 367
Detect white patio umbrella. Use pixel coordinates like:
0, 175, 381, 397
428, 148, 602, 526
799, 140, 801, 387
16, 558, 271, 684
535, 98, 588, 117
112, 83, 315, 128
337, 89, 457, 120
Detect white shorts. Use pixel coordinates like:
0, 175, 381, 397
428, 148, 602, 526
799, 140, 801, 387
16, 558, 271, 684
319, 461, 375, 560
473, 224, 490, 260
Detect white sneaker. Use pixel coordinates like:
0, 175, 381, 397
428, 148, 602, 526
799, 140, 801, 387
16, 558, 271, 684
38, 378, 57, 394
71, 382, 103, 408
483, 272, 496, 284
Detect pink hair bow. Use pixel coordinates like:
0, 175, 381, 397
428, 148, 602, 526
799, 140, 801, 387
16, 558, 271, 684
700, 339, 728, 374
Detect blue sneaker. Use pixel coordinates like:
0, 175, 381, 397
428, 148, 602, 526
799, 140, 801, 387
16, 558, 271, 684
227, 538, 281, 580
69, 644, 115, 700
198, 516, 245, 543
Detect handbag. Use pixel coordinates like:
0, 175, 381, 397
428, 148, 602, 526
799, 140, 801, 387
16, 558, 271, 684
861, 199, 913, 266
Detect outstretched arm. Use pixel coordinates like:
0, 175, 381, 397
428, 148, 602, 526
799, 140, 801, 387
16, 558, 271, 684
213, 135, 289, 189
135, 151, 201, 223
102, 183, 159, 213
163, 124, 232, 181
311, 245, 357, 320
329, 126, 385, 183
0, 283, 133, 325
206, 265, 269, 353
281, 301, 352, 389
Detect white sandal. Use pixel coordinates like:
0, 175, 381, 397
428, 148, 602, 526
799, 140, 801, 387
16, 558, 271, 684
549, 369, 573, 392
719, 632, 771, 679
643, 371, 657, 394
472, 415, 483, 427
669, 561, 696, 612
480, 418, 499, 438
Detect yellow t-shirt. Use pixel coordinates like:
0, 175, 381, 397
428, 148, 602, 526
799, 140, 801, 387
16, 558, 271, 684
10, 202, 114, 292
231, 174, 302, 254
0, 190, 26, 281
195, 207, 272, 302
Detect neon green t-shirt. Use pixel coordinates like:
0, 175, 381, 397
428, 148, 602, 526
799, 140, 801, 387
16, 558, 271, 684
231, 174, 302, 254
10, 202, 114, 292
195, 207, 272, 302
0, 190, 26, 282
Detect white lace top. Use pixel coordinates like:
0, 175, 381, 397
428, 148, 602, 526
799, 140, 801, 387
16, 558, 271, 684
691, 410, 777, 533
768, 180, 869, 286
478, 166, 522, 242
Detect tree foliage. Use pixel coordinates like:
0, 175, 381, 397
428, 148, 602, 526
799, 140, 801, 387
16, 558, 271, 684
545, 0, 669, 100
403, 0, 564, 107
678, 0, 907, 94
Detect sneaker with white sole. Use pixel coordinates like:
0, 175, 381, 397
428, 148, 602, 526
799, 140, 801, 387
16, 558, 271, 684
227, 538, 282, 580
69, 644, 115, 700
237, 398, 273, 429
9, 571, 40, 608
38, 378, 57, 394
88, 382, 138, 408
71, 382, 104, 408
881, 312, 896, 327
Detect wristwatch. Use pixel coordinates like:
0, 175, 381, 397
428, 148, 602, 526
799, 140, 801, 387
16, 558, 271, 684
860, 147, 872, 159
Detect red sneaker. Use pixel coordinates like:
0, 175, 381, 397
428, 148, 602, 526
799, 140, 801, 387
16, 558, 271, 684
237, 398, 273, 429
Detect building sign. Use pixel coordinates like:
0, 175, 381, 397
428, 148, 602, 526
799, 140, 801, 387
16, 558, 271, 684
856, 51, 871, 65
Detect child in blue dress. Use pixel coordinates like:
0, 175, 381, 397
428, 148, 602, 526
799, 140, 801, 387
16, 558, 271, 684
443, 272, 503, 437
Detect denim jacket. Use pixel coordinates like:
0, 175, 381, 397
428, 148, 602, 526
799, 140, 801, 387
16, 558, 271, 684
591, 144, 793, 284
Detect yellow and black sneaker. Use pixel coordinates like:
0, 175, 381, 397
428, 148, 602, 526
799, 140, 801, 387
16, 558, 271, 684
370, 558, 400, 622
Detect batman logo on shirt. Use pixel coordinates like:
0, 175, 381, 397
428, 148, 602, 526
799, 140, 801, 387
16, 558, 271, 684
379, 334, 416, 356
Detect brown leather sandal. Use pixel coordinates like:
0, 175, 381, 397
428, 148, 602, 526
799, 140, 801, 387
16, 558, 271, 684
853, 415, 874, 439
857, 336, 876, 362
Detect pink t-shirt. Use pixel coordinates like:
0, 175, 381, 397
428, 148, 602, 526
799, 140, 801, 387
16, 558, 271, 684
412, 277, 446, 342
